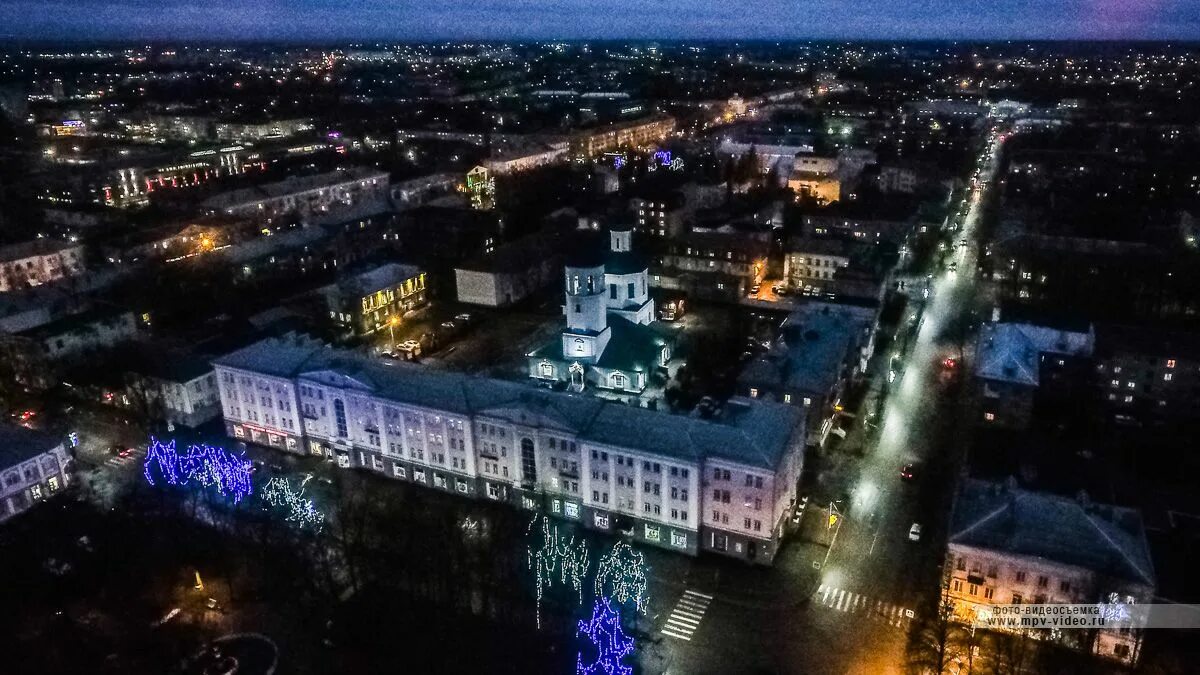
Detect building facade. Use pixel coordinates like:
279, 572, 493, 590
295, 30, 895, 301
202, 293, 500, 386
0, 424, 73, 523
947, 479, 1155, 665
0, 239, 85, 293
528, 227, 678, 395
214, 335, 806, 564
320, 263, 427, 338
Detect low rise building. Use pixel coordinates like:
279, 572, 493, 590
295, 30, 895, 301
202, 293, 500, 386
947, 479, 1155, 665
0, 239, 85, 293
202, 168, 390, 221
738, 301, 877, 447
319, 263, 428, 338
654, 232, 769, 303
455, 231, 562, 307
0, 424, 73, 522
123, 351, 222, 428
1094, 324, 1200, 423
213, 334, 805, 564
974, 321, 1095, 429
570, 115, 675, 157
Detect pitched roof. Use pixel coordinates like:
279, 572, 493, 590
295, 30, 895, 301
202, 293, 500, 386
950, 479, 1155, 587
974, 322, 1094, 386
214, 335, 801, 470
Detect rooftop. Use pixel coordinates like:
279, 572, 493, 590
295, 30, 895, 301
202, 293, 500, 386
202, 167, 388, 211
215, 335, 801, 470
0, 238, 81, 263
974, 322, 1094, 387
0, 423, 63, 468
950, 478, 1155, 587
739, 301, 874, 395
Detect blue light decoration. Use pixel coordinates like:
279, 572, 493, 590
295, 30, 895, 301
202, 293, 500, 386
613, 155, 626, 169
143, 437, 253, 504
526, 515, 590, 629
67, 431, 79, 448
652, 150, 672, 165
594, 541, 649, 615
261, 475, 324, 531
576, 597, 635, 675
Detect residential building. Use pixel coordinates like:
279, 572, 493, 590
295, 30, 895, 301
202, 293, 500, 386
570, 115, 675, 157
973, 321, 1095, 429
788, 154, 842, 205
202, 168, 390, 221
0, 239, 85, 293
528, 227, 679, 395
213, 334, 805, 564
320, 263, 428, 338
738, 301, 877, 447
1093, 324, 1200, 423
0, 424, 73, 523
653, 232, 769, 303
630, 194, 689, 240
947, 479, 1155, 665
123, 351, 222, 428
783, 236, 891, 303
455, 230, 563, 307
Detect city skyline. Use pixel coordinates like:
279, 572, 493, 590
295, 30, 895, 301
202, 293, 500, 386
2, 0, 1200, 41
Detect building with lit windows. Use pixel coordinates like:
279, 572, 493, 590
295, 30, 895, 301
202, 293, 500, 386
947, 479, 1154, 666
319, 263, 427, 338
738, 301, 877, 448
1093, 324, 1200, 423
653, 232, 769, 303
213, 334, 806, 564
973, 321, 1094, 430
0, 424, 73, 523
0, 239, 85, 293
202, 167, 389, 221
787, 154, 842, 205
527, 227, 679, 396
570, 115, 675, 157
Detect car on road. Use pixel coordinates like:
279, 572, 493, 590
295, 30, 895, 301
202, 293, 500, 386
109, 445, 133, 458
908, 523, 922, 541
454, 312, 473, 324
749, 284, 761, 295
900, 463, 916, 481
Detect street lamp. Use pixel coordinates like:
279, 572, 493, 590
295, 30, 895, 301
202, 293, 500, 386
388, 315, 400, 349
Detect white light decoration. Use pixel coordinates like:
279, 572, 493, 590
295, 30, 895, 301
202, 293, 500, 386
594, 541, 649, 615
526, 515, 591, 629
260, 475, 324, 531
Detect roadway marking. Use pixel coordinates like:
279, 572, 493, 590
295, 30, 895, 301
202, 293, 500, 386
661, 589, 713, 641
814, 585, 912, 628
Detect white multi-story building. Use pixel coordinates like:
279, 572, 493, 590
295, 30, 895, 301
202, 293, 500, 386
947, 479, 1155, 665
213, 334, 806, 564
0, 424, 73, 522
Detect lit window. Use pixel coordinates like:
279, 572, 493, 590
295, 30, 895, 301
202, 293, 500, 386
1166, 359, 1176, 369
749, 388, 758, 398
984, 412, 995, 422
1164, 373, 1173, 382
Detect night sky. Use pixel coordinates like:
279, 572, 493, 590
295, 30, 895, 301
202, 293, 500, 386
2, 0, 1199, 41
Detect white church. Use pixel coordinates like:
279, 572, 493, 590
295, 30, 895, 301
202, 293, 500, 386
528, 225, 679, 395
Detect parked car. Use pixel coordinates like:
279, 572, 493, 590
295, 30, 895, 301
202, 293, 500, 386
454, 312, 473, 324
110, 445, 132, 458
908, 523, 922, 541
395, 340, 422, 359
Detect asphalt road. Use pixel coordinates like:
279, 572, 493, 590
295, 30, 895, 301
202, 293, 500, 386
637, 129, 1008, 675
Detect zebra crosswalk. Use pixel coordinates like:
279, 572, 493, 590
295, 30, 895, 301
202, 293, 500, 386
815, 584, 913, 628
660, 589, 713, 641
